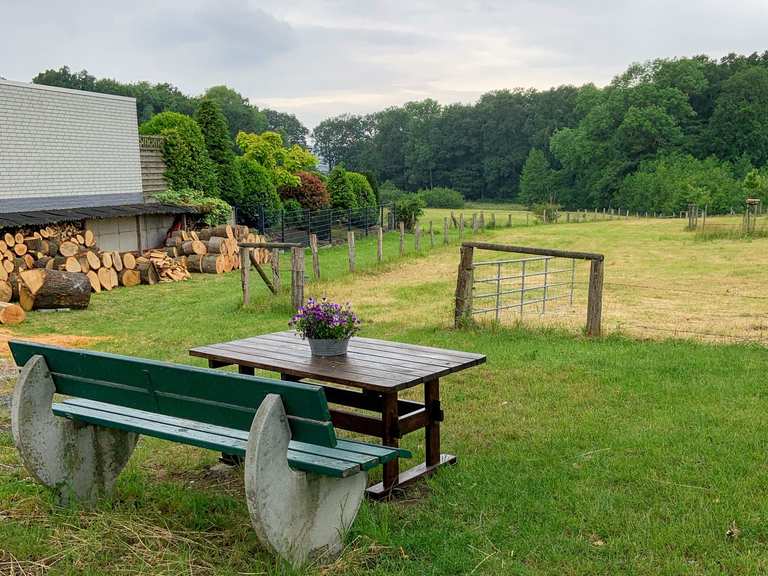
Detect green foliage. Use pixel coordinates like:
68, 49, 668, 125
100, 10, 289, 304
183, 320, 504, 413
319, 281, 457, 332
519, 149, 557, 207
346, 172, 377, 207
195, 99, 242, 206
236, 131, 317, 190
394, 194, 426, 230
531, 202, 560, 223
616, 154, 741, 214
379, 181, 406, 204
33, 66, 196, 123
235, 157, 282, 223
153, 189, 231, 226
204, 85, 267, 139
263, 108, 309, 148
417, 187, 465, 208
742, 168, 768, 204
282, 199, 305, 224
709, 67, 768, 166
327, 166, 358, 209
140, 112, 218, 196
279, 171, 329, 210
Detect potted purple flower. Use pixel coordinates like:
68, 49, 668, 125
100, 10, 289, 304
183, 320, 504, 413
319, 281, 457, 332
290, 298, 361, 357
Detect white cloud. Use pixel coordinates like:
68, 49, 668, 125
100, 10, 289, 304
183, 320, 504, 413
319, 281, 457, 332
2, 0, 768, 127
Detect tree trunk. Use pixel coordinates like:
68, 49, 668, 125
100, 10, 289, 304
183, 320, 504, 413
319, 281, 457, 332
0, 302, 25, 325
18, 269, 91, 311
119, 269, 141, 287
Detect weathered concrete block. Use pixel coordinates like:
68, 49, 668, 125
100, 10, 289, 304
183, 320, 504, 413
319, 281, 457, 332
11, 355, 137, 505
245, 394, 366, 567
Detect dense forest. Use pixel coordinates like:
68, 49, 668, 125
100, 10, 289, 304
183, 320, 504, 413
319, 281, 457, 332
312, 53, 768, 213
30, 54, 768, 215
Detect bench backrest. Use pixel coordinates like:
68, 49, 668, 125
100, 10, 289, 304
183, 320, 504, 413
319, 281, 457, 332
10, 341, 337, 447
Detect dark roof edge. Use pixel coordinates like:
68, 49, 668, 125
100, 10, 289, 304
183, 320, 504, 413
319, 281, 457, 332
0, 203, 197, 229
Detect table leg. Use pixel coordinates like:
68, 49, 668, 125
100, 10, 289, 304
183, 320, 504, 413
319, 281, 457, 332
381, 392, 400, 491
425, 378, 440, 466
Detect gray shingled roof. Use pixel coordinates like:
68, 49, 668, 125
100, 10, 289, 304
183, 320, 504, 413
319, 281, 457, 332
0, 203, 196, 229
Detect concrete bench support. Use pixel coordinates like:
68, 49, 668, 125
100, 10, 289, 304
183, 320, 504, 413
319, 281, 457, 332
245, 394, 367, 567
11, 355, 137, 505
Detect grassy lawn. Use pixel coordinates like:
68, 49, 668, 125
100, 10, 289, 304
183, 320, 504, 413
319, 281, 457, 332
1, 216, 768, 574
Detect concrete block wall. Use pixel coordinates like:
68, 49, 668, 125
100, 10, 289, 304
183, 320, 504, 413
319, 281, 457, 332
0, 80, 143, 212
85, 215, 175, 252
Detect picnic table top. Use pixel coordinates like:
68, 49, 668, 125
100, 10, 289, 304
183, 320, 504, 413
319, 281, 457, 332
189, 331, 486, 392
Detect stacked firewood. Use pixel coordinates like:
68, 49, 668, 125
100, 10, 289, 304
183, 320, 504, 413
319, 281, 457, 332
0, 222, 270, 321
164, 224, 269, 274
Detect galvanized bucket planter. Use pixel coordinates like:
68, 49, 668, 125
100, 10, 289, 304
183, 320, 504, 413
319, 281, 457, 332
308, 338, 350, 357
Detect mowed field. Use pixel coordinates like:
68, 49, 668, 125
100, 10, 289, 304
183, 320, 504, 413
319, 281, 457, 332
1, 214, 768, 575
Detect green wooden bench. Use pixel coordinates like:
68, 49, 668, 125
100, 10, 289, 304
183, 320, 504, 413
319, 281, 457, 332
9, 340, 409, 567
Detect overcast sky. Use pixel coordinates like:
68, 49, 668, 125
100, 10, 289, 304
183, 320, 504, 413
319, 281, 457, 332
3, 0, 768, 128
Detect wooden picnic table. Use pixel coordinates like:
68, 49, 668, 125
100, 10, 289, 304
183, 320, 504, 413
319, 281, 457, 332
189, 331, 486, 498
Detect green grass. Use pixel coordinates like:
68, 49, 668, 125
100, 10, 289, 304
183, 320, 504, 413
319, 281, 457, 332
2, 218, 768, 574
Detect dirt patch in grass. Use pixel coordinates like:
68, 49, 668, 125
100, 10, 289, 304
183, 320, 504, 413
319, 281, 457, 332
0, 329, 107, 358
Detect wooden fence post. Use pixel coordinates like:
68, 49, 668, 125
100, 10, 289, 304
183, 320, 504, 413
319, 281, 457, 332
271, 248, 281, 291
472, 213, 478, 233
399, 222, 405, 256
240, 246, 250, 306
479, 212, 485, 229
443, 217, 449, 245
291, 247, 304, 310
429, 221, 434, 248
454, 244, 475, 327
309, 233, 320, 279
377, 226, 383, 263
459, 214, 464, 243
586, 258, 604, 337
507, 213, 512, 227
491, 213, 496, 228
347, 231, 356, 272
414, 222, 421, 251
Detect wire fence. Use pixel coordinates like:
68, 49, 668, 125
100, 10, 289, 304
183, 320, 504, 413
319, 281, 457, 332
238, 204, 396, 247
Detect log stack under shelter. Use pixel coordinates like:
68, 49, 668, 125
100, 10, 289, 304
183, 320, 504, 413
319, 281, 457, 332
0, 220, 272, 322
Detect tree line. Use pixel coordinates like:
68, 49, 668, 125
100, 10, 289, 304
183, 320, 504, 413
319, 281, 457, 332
312, 53, 768, 213
31, 66, 309, 148
31, 66, 375, 226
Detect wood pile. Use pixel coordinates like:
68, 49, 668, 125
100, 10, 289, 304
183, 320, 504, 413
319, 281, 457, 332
164, 224, 269, 274
0, 221, 271, 322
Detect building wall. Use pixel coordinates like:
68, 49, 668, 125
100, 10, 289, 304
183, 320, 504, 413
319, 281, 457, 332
0, 80, 143, 212
139, 135, 168, 198
85, 214, 175, 252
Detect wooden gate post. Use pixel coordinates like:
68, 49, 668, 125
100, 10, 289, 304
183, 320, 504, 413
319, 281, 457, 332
240, 246, 251, 306
291, 247, 304, 310
586, 257, 604, 337
309, 233, 320, 279
347, 231, 356, 272
429, 221, 434, 248
271, 248, 281, 291
454, 244, 475, 327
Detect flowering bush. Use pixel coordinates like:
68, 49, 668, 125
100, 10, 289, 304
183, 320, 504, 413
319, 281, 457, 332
290, 298, 360, 340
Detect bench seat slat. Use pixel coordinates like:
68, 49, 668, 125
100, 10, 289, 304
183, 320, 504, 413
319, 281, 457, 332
335, 439, 413, 461
61, 398, 405, 466
51, 400, 403, 478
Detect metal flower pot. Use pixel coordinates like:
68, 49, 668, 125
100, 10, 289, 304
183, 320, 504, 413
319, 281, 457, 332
308, 338, 350, 357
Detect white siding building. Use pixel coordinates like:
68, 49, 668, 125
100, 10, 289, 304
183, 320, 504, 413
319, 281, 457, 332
0, 80, 188, 250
